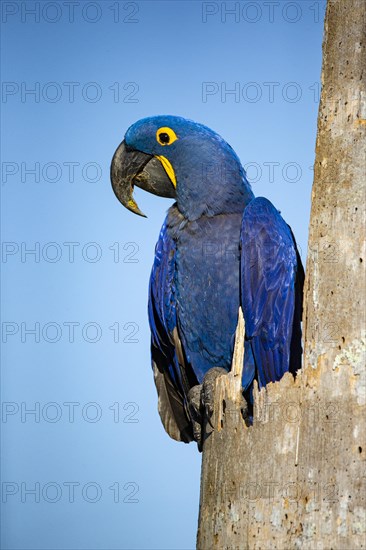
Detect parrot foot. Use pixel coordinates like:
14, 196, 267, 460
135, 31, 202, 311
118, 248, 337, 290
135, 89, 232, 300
187, 385, 203, 450
188, 368, 228, 451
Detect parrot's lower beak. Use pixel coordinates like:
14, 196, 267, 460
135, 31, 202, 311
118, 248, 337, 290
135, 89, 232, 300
110, 140, 176, 217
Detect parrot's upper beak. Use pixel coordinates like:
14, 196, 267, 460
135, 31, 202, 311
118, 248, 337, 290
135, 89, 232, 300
110, 140, 176, 217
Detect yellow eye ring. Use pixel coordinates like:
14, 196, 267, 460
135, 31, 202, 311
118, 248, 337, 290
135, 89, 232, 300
156, 127, 178, 146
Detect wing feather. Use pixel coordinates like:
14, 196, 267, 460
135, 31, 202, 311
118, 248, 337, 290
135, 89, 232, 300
148, 219, 193, 442
240, 197, 303, 389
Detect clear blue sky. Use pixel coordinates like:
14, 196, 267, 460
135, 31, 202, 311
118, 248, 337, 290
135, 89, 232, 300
1, 1, 324, 548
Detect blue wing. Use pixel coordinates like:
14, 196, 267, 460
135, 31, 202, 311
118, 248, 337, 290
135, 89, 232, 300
148, 217, 194, 442
241, 197, 304, 390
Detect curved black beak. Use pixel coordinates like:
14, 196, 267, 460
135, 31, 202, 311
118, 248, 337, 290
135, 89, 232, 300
110, 140, 176, 217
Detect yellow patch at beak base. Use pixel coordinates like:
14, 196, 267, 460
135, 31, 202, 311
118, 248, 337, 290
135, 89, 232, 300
155, 155, 177, 187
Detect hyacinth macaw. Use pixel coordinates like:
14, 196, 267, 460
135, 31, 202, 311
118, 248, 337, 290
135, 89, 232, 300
111, 115, 304, 448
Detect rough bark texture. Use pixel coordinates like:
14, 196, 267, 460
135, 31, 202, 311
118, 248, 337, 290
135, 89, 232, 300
197, 1, 366, 548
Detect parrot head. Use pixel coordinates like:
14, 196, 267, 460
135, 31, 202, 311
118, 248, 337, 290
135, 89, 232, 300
111, 115, 254, 220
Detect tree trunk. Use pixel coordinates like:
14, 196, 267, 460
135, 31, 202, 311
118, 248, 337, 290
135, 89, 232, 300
197, 1, 366, 548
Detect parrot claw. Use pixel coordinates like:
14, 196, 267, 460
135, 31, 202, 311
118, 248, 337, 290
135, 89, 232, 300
187, 384, 204, 451
188, 368, 228, 450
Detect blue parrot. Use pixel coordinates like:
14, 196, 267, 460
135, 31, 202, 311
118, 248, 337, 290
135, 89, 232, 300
111, 115, 304, 447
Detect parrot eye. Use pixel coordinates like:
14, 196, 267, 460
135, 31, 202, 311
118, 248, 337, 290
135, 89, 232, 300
156, 126, 178, 146
159, 133, 170, 144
